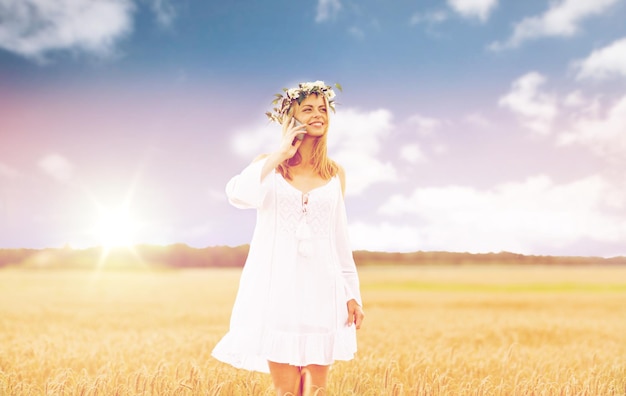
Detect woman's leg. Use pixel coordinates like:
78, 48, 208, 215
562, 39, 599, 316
301, 364, 329, 396
268, 361, 301, 396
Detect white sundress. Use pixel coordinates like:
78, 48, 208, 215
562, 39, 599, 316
211, 157, 362, 373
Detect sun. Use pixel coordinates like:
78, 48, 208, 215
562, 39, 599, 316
93, 206, 139, 249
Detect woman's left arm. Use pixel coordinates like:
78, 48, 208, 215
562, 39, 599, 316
336, 166, 364, 329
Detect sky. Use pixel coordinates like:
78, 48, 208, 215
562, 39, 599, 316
1, 0, 626, 257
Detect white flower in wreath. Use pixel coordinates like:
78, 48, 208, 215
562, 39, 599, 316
287, 88, 300, 99
301, 82, 315, 91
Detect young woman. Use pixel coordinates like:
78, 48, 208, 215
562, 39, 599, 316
212, 81, 364, 396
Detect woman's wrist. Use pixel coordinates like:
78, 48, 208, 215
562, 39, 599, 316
266, 152, 288, 169
260, 152, 287, 180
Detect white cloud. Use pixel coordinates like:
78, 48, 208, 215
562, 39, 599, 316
563, 90, 586, 108
349, 221, 424, 252
38, 154, 74, 183
562, 90, 601, 117
348, 26, 365, 40
331, 108, 398, 195
498, 72, 558, 134
500, 73, 626, 160
400, 144, 426, 164
231, 123, 277, 159
464, 112, 492, 128
333, 150, 397, 196
148, 0, 176, 27
432, 143, 449, 155
410, 10, 448, 26
0, 0, 136, 62
574, 37, 626, 81
558, 95, 626, 159
316, 0, 341, 22
376, 174, 626, 254
489, 0, 620, 50
230, 107, 397, 196
0, 163, 19, 179
447, 0, 498, 22
406, 114, 443, 135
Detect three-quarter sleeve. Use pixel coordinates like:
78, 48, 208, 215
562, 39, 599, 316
225, 157, 270, 209
335, 195, 363, 307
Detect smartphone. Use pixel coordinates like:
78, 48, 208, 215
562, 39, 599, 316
293, 118, 306, 144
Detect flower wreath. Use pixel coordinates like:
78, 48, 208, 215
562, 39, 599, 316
265, 80, 342, 124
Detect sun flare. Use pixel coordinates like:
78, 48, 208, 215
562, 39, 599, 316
94, 206, 139, 249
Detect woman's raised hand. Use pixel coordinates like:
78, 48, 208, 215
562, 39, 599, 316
259, 116, 308, 181
277, 116, 307, 160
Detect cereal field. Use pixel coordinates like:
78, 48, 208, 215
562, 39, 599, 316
1, 265, 625, 395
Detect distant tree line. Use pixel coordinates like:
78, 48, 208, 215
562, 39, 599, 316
0, 244, 248, 269
0, 245, 624, 270
351, 250, 626, 266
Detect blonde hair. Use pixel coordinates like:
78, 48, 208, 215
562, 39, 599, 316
276, 94, 339, 181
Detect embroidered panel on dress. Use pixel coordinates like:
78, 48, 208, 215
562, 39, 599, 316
275, 175, 334, 237
303, 191, 332, 237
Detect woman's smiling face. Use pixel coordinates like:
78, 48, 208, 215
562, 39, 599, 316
293, 93, 328, 137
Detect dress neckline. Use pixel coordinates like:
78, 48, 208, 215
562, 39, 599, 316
277, 173, 336, 195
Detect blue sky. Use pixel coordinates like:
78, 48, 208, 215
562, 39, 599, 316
1, 0, 626, 256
